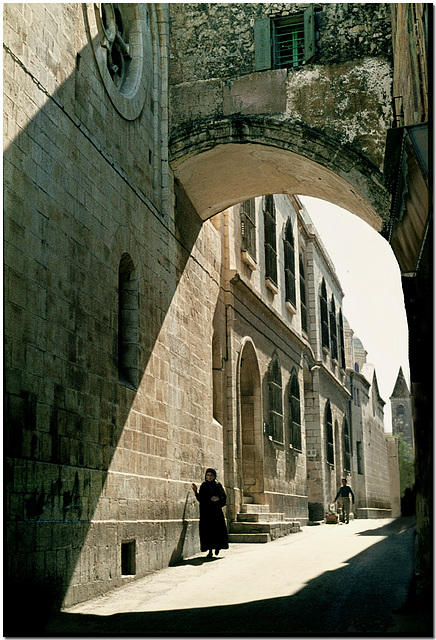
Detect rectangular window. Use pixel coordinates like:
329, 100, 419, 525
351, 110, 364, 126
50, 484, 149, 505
273, 17, 304, 68
254, 6, 315, 71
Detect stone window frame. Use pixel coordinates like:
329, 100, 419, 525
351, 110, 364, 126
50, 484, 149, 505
267, 352, 284, 445
212, 332, 224, 425
85, 3, 150, 120
254, 5, 315, 72
240, 198, 257, 269
320, 279, 330, 352
325, 400, 334, 465
283, 218, 296, 312
338, 309, 346, 370
264, 195, 278, 292
288, 369, 302, 451
329, 295, 338, 362
118, 253, 138, 388
299, 253, 308, 334
396, 404, 405, 416
343, 417, 351, 472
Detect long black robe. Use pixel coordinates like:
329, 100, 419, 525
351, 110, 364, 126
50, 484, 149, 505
195, 480, 229, 552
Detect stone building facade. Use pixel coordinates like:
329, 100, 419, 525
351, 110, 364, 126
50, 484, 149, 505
382, 4, 430, 597
4, 3, 411, 632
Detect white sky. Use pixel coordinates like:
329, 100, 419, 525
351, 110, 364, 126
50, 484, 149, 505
299, 196, 410, 433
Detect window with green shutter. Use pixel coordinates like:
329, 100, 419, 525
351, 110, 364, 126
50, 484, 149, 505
254, 6, 315, 72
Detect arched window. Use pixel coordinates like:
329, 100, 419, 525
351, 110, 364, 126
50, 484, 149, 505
343, 417, 351, 471
264, 195, 277, 287
212, 333, 223, 424
354, 362, 360, 373
320, 279, 329, 349
299, 254, 308, 333
396, 404, 405, 416
118, 253, 138, 388
338, 309, 346, 369
284, 219, 296, 307
268, 352, 283, 443
325, 401, 334, 464
289, 371, 301, 450
330, 296, 338, 360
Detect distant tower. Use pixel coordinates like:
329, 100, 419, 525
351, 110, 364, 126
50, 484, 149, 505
390, 367, 414, 453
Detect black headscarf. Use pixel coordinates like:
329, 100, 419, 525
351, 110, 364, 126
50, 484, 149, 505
205, 468, 217, 480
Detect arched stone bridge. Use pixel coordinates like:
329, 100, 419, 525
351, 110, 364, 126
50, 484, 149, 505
168, 3, 394, 231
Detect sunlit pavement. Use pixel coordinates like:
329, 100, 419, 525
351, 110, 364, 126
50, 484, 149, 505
46, 517, 431, 636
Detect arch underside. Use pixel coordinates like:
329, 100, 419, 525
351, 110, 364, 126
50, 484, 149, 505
170, 116, 390, 231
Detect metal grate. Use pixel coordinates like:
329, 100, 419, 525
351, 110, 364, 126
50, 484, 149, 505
274, 21, 304, 68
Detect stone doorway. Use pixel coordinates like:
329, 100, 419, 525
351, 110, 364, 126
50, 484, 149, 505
239, 341, 263, 500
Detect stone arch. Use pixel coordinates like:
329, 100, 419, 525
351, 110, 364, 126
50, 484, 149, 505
170, 115, 390, 230
237, 338, 264, 500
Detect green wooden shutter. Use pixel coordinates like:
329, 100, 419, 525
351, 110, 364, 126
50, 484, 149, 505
254, 18, 271, 71
303, 4, 315, 62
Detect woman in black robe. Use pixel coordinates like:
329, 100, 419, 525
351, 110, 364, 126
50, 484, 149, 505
191, 468, 229, 558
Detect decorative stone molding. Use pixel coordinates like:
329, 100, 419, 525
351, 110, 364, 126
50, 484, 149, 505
265, 277, 279, 295
241, 249, 257, 271
85, 3, 150, 120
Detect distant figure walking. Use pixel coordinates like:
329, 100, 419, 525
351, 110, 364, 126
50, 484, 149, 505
191, 468, 229, 558
334, 478, 355, 524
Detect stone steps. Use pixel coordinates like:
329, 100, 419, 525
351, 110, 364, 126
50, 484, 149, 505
229, 501, 301, 543
228, 532, 270, 543
237, 512, 285, 523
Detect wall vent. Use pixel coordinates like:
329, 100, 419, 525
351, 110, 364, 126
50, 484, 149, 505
121, 539, 136, 576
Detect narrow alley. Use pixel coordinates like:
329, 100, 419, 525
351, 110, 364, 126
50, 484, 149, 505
46, 517, 430, 636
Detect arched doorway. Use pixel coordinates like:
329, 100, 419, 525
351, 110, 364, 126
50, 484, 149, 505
238, 340, 264, 501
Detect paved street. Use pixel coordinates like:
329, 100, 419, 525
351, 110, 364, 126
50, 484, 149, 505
46, 517, 431, 636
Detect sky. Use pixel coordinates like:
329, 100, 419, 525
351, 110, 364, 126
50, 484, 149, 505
299, 195, 410, 433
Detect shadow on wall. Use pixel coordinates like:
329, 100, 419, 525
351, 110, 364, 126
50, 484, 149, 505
43, 521, 432, 637
4, 26, 203, 634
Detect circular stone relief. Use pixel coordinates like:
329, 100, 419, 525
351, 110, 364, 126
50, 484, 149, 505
85, 3, 150, 120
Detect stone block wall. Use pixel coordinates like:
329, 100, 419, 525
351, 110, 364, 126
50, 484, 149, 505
169, 3, 392, 83
169, 3, 393, 169
4, 2, 224, 621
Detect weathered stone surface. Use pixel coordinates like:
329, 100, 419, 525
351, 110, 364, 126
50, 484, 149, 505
169, 3, 392, 83
168, 3, 393, 224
